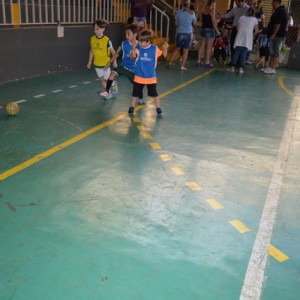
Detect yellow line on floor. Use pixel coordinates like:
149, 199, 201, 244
0, 70, 215, 181
268, 244, 289, 262
229, 219, 251, 234
205, 198, 224, 209
278, 76, 295, 97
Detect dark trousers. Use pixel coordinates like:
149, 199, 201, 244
213, 48, 226, 62
230, 27, 238, 58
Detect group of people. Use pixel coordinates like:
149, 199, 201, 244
87, 14, 168, 116
86, 0, 291, 117
168, 0, 289, 75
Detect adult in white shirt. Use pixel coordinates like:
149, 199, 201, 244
229, 7, 258, 73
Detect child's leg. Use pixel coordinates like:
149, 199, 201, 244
100, 78, 107, 89
147, 84, 163, 115
221, 48, 226, 62
104, 70, 118, 93
129, 82, 143, 114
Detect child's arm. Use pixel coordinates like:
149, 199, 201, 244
104, 46, 121, 70
129, 40, 138, 60
161, 41, 169, 58
87, 49, 93, 69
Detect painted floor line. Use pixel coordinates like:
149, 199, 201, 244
16, 100, 27, 104
240, 77, 299, 300
0, 70, 214, 181
34, 94, 45, 99
268, 244, 289, 263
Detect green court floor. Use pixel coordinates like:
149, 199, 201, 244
1, 61, 300, 300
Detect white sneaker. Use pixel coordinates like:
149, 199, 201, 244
227, 66, 234, 72
264, 68, 276, 74
239, 68, 244, 74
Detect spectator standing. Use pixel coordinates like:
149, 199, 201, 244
224, 0, 249, 59
129, 0, 154, 29
167, 1, 196, 70
196, 0, 220, 68
255, 0, 265, 30
263, 0, 288, 74
228, 7, 258, 74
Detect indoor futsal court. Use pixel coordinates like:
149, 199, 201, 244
1, 61, 300, 299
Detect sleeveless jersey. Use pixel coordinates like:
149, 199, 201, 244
134, 44, 162, 84
120, 40, 137, 71
90, 35, 111, 67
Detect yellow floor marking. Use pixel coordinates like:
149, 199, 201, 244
205, 198, 224, 209
278, 76, 295, 97
229, 220, 251, 234
0, 71, 215, 181
133, 117, 141, 123
137, 125, 145, 131
186, 181, 202, 191
268, 244, 289, 262
149, 142, 161, 150
159, 154, 171, 161
142, 133, 152, 139
171, 166, 184, 175
0, 112, 127, 181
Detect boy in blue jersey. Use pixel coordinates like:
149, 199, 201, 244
100, 24, 144, 103
128, 29, 168, 116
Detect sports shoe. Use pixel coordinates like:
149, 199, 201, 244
245, 61, 254, 65
111, 81, 118, 94
204, 63, 214, 69
128, 106, 135, 114
227, 66, 234, 72
156, 107, 164, 116
264, 68, 276, 74
195, 62, 203, 67
239, 67, 244, 74
100, 91, 113, 100
180, 66, 187, 71
138, 98, 145, 105
100, 91, 110, 97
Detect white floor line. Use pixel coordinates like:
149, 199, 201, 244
16, 100, 27, 103
240, 92, 300, 300
69, 85, 77, 88
34, 94, 45, 98
82, 81, 91, 84
52, 89, 63, 93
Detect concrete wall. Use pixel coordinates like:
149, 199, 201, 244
0, 24, 124, 84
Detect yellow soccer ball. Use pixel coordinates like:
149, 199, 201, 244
4, 102, 20, 116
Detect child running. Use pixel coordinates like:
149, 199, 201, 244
86, 19, 118, 99
100, 24, 144, 103
128, 29, 168, 116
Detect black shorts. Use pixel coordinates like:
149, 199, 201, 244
132, 82, 158, 98
259, 47, 270, 61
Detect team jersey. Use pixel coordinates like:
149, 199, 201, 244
118, 40, 138, 72
134, 44, 162, 84
90, 35, 112, 67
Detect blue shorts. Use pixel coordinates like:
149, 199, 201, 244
175, 33, 192, 49
200, 28, 215, 39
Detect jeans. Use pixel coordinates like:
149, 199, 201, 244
231, 46, 248, 67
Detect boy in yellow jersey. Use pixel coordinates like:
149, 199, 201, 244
87, 19, 118, 100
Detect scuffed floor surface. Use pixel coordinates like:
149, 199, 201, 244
1, 62, 300, 300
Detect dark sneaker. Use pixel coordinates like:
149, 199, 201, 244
128, 106, 135, 114
156, 108, 163, 116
